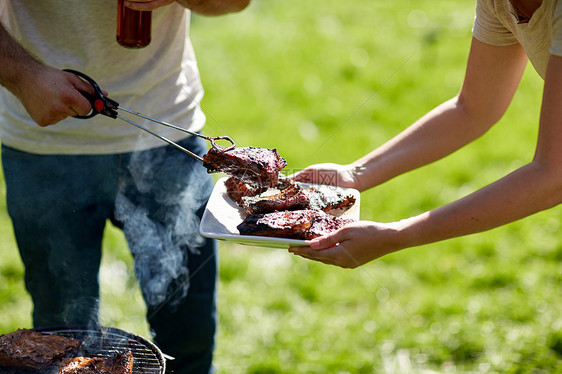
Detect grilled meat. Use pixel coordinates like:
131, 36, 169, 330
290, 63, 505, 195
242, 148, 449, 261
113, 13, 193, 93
241, 181, 310, 214
305, 185, 356, 214
225, 174, 300, 207
239, 181, 356, 216
238, 209, 317, 239
218, 157, 357, 240
224, 176, 268, 205
203, 146, 287, 187
305, 210, 354, 240
0, 329, 81, 370
237, 209, 352, 240
58, 351, 133, 374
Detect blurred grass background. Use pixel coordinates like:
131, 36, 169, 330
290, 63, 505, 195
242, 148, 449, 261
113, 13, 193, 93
1, 0, 561, 373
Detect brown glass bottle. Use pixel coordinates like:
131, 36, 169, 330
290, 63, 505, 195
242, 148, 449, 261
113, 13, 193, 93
116, 0, 152, 48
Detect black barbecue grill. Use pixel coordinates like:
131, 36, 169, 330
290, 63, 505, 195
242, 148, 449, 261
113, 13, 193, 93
30, 326, 168, 374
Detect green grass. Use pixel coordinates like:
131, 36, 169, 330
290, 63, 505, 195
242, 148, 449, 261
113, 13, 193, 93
1, 0, 561, 373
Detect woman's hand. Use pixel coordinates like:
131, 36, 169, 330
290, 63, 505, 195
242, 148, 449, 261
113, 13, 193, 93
291, 163, 359, 189
289, 221, 403, 268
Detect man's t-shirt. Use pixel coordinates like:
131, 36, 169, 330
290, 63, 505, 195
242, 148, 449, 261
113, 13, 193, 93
0, 1, 205, 154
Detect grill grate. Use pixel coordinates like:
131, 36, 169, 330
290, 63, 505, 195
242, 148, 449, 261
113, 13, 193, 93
34, 326, 166, 374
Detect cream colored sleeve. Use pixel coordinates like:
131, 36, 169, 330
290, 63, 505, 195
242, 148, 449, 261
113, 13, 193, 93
473, 0, 519, 46
550, 0, 562, 56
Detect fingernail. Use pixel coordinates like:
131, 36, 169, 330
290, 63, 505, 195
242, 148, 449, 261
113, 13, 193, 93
309, 239, 320, 248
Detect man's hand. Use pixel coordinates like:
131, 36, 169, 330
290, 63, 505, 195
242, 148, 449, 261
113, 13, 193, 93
123, 0, 175, 11
125, 0, 250, 15
0, 23, 94, 127
15, 66, 95, 127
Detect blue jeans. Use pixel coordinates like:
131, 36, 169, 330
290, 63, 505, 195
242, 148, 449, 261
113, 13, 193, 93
2, 137, 217, 374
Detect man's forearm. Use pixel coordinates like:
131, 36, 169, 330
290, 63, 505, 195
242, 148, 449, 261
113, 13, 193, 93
176, 0, 250, 15
0, 23, 42, 96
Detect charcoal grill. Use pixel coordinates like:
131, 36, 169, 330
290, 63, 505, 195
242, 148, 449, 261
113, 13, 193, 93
30, 326, 168, 374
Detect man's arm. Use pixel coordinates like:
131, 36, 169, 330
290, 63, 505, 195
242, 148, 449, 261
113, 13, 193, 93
0, 23, 42, 98
176, 0, 250, 15
0, 23, 93, 126
125, 0, 250, 15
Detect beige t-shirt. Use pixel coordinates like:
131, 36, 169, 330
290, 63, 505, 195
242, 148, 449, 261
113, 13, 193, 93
473, 0, 562, 79
0, 1, 205, 155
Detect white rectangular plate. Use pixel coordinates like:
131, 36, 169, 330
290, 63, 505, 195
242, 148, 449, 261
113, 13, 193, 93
199, 177, 360, 248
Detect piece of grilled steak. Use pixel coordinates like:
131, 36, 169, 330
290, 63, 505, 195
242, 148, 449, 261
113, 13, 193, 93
237, 209, 353, 240
224, 174, 297, 207
224, 176, 268, 206
203, 146, 287, 187
58, 351, 133, 374
305, 185, 356, 214
238, 209, 317, 239
0, 329, 81, 370
241, 181, 310, 214
304, 210, 354, 240
240, 182, 356, 216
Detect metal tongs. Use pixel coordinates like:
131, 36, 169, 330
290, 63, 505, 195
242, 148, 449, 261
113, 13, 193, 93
64, 69, 235, 161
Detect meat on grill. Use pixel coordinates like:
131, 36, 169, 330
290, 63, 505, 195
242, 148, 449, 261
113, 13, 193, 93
58, 351, 133, 374
0, 329, 81, 370
237, 209, 353, 240
203, 146, 287, 187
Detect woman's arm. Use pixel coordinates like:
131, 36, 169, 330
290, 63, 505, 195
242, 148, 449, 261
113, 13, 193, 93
290, 41, 562, 268
399, 54, 562, 244
294, 38, 528, 192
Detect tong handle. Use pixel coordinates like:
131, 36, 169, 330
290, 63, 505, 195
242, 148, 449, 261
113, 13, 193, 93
208, 136, 236, 151
63, 69, 236, 154
63, 69, 119, 119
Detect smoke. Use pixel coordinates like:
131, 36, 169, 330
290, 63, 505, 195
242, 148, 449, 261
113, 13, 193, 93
114, 143, 208, 310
